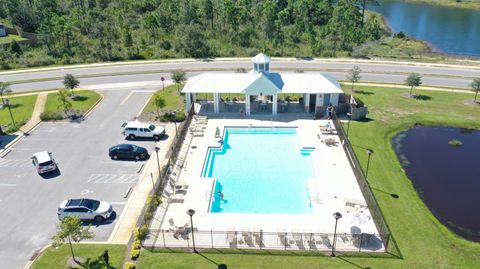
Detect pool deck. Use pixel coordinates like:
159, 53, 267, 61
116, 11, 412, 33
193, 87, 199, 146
147, 116, 383, 252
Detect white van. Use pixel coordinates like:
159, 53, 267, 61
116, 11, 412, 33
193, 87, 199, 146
122, 121, 165, 140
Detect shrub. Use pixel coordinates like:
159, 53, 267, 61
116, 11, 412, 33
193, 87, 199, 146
132, 239, 141, 250
40, 111, 64, 121
134, 225, 149, 241
5, 125, 19, 134
448, 140, 463, 147
159, 112, 186, 122
125, 262, 136, 269
130, 248, 140, 260
354, 97, 365, 108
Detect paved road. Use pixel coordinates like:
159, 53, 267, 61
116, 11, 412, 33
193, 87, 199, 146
0, 88, 162, 268
2, 60, 479, 93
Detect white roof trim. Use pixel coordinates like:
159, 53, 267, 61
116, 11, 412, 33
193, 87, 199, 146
182, 72, 343, 94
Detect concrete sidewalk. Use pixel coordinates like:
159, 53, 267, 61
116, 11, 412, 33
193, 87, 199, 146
18, 93, 48, 134
108, 123, 177, 244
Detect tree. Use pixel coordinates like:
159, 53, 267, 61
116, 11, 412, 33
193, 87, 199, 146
62, 74, 80, 96
470, 78, 480, 103
52, 216, 94, 264
405, 73, 422, 96
57, 89, 73, 116
346, 65, 362, 93
171, 70, 187, 93
0, 82, 12, 105
153, 94, 166, 119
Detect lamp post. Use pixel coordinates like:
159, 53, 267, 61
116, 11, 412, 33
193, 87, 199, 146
365, 149, 374, 181
5, 99, 16, 128
331, 212, 342, 257
346, 112, 352, 138
161, 77, 165, 90
186, 209, 197, 253
154, 146, 161, 181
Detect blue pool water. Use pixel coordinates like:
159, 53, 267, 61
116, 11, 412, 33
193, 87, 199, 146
203, 127, 315, 214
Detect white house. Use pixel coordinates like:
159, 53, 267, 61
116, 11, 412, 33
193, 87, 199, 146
182, 53, 343, 115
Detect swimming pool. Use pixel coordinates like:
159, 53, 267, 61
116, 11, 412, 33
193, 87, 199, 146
203, 127, 316, 214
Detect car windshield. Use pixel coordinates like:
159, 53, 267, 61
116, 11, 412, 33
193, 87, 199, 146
149, 124, 155, 131
132, 145, 139, 151
81, 199, 100, 211
39, 160, 53, 166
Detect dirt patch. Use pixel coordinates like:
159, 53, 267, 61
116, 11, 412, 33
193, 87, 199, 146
463, 99, 480, 106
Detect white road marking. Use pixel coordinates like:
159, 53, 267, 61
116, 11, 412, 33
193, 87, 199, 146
120, 91, 134, 105
131, 90, 157, 93
109, 202, 128, 205
0, 184, 17, 187
81, 189, 94, 196
87, 174, 138, 184
0, 159, 32, 168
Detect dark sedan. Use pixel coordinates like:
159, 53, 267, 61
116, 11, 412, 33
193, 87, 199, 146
108, 144, 149, 160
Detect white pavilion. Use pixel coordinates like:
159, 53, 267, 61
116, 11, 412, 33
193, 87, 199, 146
182, 53, 343, 115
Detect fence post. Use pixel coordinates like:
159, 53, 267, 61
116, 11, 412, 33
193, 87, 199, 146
284, 232, 287, 250
211, 230, 213, 249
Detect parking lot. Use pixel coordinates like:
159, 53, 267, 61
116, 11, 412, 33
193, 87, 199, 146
0, 89, 164, 268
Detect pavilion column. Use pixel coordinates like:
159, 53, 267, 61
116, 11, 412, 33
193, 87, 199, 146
272, 94, 277, 115
245, 94, 251, 115
304, 93, 310, 113
213, 93, 220, 113
315, 94, 322, 114
186, 93, 192, 114
192, 93, 197, 102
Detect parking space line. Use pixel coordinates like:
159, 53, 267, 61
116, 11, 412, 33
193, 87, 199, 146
0, 159, 32, 168
0, 183, 16, 187
87, 174, 139, 184
120, 91, 134, 105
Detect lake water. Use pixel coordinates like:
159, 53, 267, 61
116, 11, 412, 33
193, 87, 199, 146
392, 125, 480, 242
367, 1, 480, 57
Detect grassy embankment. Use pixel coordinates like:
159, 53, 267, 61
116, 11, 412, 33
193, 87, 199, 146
0, 34, 27, 44
30, 244, 126, 269
135, 86, 480, 269
43, 90, 101, 116
0, 95, 37, 132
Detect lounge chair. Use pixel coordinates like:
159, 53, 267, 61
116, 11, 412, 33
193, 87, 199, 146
278, 232, 290, 248
320, 234, 332, 248
227, 232, 237, 248
292, 231, 305, 250
168, 193, 185, 203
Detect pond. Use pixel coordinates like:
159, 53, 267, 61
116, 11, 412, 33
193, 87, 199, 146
367, 0, 480, 57
392, 125, 480, 242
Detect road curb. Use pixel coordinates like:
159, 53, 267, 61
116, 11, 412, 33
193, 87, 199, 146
83, 90, 104, 119
23, 243, 52, 269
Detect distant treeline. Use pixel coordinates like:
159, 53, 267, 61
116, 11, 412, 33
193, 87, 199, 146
0, 0, 386, 69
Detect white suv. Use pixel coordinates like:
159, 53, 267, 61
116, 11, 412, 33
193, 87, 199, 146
122, 121, 165, 140
32, 151, 57, 174
58, 198, 113, 222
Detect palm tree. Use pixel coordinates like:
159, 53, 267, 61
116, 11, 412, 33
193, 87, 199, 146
470, 78, 480, 103
405, 73, 422, 97
153, 94, 166, 120
0, 82, 12, 105
57, 89, 73, 116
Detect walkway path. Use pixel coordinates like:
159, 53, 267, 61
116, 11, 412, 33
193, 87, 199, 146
108, 123, 177, 244
18, 93, 48, 134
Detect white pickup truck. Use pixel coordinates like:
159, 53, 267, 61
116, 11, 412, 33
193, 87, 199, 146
122, 121, 165, 140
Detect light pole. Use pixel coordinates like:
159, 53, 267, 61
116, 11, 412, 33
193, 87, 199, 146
331, 212, 342, 257
5, 99, 16, 128
161, 77, 165, 90
186, 209, 197, 253
365, 149, 374, 181
346, 112, 352, 138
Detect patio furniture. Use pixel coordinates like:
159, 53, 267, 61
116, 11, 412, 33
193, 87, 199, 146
227, 232, 237, 248
277, 231, 290, 248
320, 234, 332, 248
168, 218, 178, 230
168, 193, 185, 203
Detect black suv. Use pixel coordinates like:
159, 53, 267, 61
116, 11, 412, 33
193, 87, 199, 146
109, 144, 149, 160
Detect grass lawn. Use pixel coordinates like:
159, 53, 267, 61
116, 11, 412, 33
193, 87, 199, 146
0, 34, 27, 44
136, 86, 480, 269
44, 90, 101, 113
31, 244, 126, 269
143, 84, 185, 114
0, 95, 37, 129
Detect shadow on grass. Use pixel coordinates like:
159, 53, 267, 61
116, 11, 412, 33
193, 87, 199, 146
357, 117, 374, 123
413, 95, 431, 101
370, 186, 400, 199
354, 90, 374, 95
78, 256, 115, 269
71, 95, 90, 102
336, 256, 370, 269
